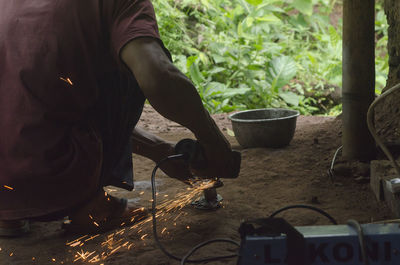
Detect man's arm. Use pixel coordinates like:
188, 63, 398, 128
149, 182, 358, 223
121, 38, 236, 178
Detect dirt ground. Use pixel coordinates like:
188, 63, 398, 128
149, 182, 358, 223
0, 105, 393, 265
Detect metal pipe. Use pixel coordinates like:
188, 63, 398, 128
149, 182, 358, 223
342, 0, 376, 160
203, 188, 218, 204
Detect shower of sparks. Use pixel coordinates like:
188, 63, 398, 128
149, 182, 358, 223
67, 179, 216, 263
60, 77, 73, 85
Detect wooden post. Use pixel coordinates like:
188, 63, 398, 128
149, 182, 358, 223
342, 0, 375, 160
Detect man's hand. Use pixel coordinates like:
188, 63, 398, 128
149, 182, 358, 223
132, 127, 192, 183
190, 140, 241, 179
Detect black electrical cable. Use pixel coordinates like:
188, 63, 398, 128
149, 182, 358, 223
347, 219, 369, 265
180, 239, 240, 265
151, 155, 239, 264
269, 204, 338, 225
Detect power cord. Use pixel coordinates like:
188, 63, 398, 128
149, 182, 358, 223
269, 204, 338, 225
327, 145, 343, 182
347, 219, 369, 265
367, 82, 400, 177
151, 155, 239, 264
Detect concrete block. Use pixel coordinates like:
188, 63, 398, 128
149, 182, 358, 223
370, 159, 400, 217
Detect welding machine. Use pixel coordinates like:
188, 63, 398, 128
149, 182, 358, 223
237, 218, 400, 265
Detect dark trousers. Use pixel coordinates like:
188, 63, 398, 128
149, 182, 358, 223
94, 71, 145, 191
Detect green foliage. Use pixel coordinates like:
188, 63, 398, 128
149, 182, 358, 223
153, 0, 388, 115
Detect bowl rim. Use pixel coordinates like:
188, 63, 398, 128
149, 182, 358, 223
228, 108, 300, 123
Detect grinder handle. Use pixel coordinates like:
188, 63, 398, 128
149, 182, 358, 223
175, 138, 241, 179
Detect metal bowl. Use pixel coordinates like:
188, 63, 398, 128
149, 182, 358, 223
228, 108, 299, 148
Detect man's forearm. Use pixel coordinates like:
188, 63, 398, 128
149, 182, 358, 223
131, 127, 173, 162
144, 67, 225, 145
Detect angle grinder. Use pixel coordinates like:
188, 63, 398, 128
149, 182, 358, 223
174, 138, 241, 210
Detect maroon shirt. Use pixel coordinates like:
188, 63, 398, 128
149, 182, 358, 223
0, 0, 162, 220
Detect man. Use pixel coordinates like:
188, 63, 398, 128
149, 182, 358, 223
0, 0, 239, 236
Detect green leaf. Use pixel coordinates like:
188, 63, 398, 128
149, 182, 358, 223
245, 0, 262, 7
280, 91, 301, 106
212, 54, 226, 64
265, 56, 297, 93
227, 128, 235, 137
220, 87, 251, 97
246, 17, 255, 27
329, 25, 340, 46
292, 0, 313, 16
187, 56, 205, 86
255, 14, 281, 23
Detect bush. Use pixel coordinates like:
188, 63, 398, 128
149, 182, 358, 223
153, 0, 388, 115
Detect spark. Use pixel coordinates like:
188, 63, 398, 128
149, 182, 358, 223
115, 228, 125, 235
161, 227, 167, 234
84, 234, 100, 242
139, 191, 145, 195
60, 77, 73, 86
67, 235, 89, 246
93, 221, 99, 227
3, 185, 14, 190
32, 257, 35, 261
52, 258, 56, 262
9, 252, 13, 256
140, 234, 148, 240
69, 241, 81, 248
186, 226, 190, 230
88, 255, 100, 263
108, 245, 122, 255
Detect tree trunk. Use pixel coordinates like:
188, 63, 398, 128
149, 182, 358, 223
376, 0, 400, 143
342, 0, 376, 160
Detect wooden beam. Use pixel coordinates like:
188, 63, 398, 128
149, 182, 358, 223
342, 0, 375, 160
